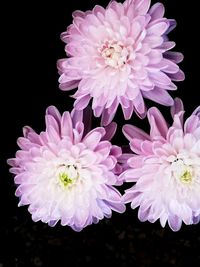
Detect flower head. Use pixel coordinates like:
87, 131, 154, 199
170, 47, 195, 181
58, 0, 184, 125
120, 98, 200, 231
7, 107, 125, 231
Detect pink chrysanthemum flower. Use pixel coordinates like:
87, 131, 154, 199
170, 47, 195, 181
7, 107, 125, 231
58, 0, 184, 125
120, 98, 200, 231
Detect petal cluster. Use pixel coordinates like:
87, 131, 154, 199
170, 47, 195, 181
120, 99, 200, 231
8, 107, 125, 231
58, 0, 184, 125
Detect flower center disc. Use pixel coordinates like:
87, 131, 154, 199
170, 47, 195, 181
101, 41, 129, 68
57, 164, 79, 188
171, 159, 193, 184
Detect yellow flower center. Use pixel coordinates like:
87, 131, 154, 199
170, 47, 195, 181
180, 170, 193, 184
57, 164, 79, 188
59, 172, 73, 187
171, 159, 193, 184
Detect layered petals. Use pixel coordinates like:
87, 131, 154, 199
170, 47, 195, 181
121, 98, 200, 231
58, 0, 184, 125
8, 107, 125, 231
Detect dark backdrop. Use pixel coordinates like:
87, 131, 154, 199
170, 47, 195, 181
1, 0, 200, 266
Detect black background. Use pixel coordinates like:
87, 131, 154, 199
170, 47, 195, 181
1, 0, 200, 266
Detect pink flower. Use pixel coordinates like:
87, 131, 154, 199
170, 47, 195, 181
120, 98, 200, 231
57, 0, 184, 125
7, 107, 125, 231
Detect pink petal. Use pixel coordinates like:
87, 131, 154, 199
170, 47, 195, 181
122, 168, 141, 182
128, 155, 144, 168
168, 70, 185, 81
122, 101, 134, 120
74, 95, 91, 110
164, 51, 184, 63
165, 19, 177, 34
71, 109, 83, 127
135, 0, 151, 15
133, 93, 146, 115
168, 215, 182, 232
46, 106, 61, 123
149, 3, 165, 20
142, 87, 174, 106
61, 112, 73, 140
59, 80, 80, 91
147, 21, 169, 36
192, 106, 200, 118
162, 59, 179, 74
123, 124, 150, 142
159, 41, 175, 51
130, 138, 143, 154
83, 128, 105, 150
45, 115, 60, 135
94, 141, 111, 159
184, 115, 199, 134
101, 99, 119, 126
170, 98, 184, 117
144, 36, 163, 48
46, 125, 61, 143
103, 122, 117, 141
150, 71, 171, 86
147, 107, 169, 138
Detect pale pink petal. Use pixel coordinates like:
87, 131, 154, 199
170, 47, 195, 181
147, 107, 169, 138
170, 97, 184, 118
149, 3, 165, 21
123, 124, 150, 142
143, 87, 174, 106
